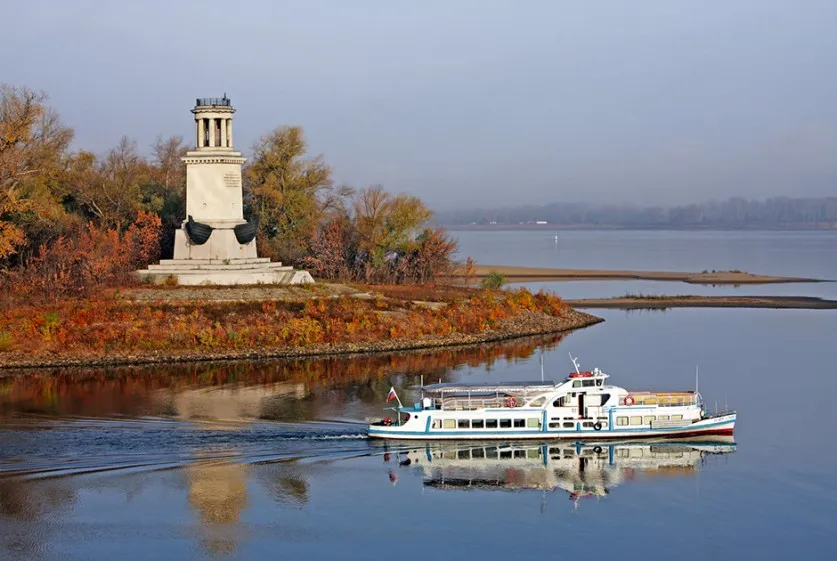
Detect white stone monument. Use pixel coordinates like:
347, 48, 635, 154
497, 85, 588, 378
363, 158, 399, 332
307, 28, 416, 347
137, 96, 314, 285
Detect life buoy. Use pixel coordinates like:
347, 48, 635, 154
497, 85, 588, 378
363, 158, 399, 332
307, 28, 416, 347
623, 395, 635, 406
593, 422, 602, 431
593, 445, 603, 454
505, 396, 518, 408
383, 417, 392, 426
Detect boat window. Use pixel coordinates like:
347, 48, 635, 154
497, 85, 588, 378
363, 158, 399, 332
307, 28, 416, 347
617, 416, 628, 426
582, 421, 594, 428
485, 447, 498, 459
548, 422, 561, 429
443, 419, 456, 429
513, 419, 525, 428
563, 422, 575, 428
527, 418, 540, 428
596, 379, 603, 386
486, 419, 498, 429
658, 415, 669, 421
572, 380, 582, 388
513, 450, 526, 458
471, 448, 485, 459
672, 414, 683, 421
582, 379, 595, 387
600, 393, 611, 406
552, 396, 570, 407
472, 419, 484, 429
500, 449, 512, 459
529, 396, 547, 407
458, 450, 470, 459
644, 416, 656, 424
630, 416, 642, 426
458, 419, 470, 429
432, 419, 442, 429
527, 449, 540, 459
499, 419, 512, 428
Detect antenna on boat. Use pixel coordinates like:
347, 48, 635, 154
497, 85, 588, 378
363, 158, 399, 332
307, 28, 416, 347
569, 352, 581, 375
695, 365, 699, 395
540, 350, 545, 382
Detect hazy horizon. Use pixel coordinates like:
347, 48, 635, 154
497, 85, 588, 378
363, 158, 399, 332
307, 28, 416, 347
4, 0, 836, 209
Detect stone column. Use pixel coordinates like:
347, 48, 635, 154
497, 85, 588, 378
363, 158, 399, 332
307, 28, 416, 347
226, 119, 233, 148
220, 117, 227, 148
198, 119, 205, 147
208, 117, 216, 147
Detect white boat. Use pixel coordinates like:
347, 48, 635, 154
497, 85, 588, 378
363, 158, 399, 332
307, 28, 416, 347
367, 357, 736, 440
391, 438, 735, 503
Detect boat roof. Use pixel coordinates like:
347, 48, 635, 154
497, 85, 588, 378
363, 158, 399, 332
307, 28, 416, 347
423, 381, 560, 393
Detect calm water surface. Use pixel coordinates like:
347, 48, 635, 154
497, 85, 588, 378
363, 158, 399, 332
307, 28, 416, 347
1, 231, 836, 560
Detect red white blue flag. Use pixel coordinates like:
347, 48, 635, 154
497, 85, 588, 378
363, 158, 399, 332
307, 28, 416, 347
387, 387, 397, 403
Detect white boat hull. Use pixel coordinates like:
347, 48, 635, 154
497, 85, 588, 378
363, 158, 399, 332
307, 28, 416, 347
367, 413, 735, 440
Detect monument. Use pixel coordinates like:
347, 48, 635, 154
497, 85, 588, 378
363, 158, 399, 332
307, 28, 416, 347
137, 96, 314, 285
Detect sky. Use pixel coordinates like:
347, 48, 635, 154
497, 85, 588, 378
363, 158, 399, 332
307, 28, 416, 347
3, 0, 837, 210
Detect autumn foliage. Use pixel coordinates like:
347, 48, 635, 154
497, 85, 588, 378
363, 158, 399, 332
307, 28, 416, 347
1, 211, 161, 305
0, 287, 567, 360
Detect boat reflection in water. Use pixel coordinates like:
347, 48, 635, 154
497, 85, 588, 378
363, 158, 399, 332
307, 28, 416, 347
393, 437, 735, 505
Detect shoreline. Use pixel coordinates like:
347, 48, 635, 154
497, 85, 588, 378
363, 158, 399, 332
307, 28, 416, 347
464, 264, 828, 285
0, 309, 603, 371
566, 295, 837, 310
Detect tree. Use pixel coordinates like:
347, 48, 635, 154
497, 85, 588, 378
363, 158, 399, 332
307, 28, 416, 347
0, 85, 73, 261
71, 136, 150, 232
146, 136, 187, 258
244, 126, 341, 263
352, 185, 432, 281
299, 215, 356, 280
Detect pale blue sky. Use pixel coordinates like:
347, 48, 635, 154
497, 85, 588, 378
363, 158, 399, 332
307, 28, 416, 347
3, 0, 836, 208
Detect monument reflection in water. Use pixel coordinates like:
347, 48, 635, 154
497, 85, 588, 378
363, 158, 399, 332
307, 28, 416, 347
388, 438, 736, 508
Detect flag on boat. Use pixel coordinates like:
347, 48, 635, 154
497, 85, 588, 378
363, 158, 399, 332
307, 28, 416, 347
387, 387, 397, 403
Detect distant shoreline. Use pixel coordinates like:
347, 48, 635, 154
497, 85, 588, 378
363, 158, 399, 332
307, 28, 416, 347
566, 295, 837, 310
441, 224, 837, 232
463, 265, 829, 285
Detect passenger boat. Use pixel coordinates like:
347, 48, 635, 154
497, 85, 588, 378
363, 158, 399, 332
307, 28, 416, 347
389, 438, 735, 503
367, 358, 736, 440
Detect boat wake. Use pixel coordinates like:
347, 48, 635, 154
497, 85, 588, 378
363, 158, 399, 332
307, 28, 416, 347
0, 415, 372, 480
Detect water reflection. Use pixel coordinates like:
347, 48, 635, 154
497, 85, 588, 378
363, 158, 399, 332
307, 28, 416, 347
0, 332, 567, 423
392, 438, 735, 508
187, 455, 249, 555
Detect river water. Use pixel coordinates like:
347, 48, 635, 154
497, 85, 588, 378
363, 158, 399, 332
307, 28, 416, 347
1, 230, 836, 560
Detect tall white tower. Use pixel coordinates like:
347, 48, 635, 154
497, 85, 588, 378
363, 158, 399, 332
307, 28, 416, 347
172, 96, 253, 261
137, 96, 314, 285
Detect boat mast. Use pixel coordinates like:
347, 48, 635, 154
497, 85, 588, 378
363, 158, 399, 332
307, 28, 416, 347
569, 353, 581, 375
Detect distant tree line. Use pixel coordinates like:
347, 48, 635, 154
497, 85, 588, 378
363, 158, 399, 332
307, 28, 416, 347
0, 85, 457, 304
436, 198, 837, 228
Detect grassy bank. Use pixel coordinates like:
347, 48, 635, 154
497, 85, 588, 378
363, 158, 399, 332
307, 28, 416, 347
0, 285, 602, 369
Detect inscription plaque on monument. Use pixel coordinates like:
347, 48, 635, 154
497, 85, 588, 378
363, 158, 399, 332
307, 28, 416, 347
223, 172, 240, 188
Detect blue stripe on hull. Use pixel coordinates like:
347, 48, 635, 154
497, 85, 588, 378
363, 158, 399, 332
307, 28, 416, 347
368, 418, 735, 440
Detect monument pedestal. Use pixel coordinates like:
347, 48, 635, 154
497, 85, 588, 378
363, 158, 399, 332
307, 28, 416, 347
137, 257, 314, 286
